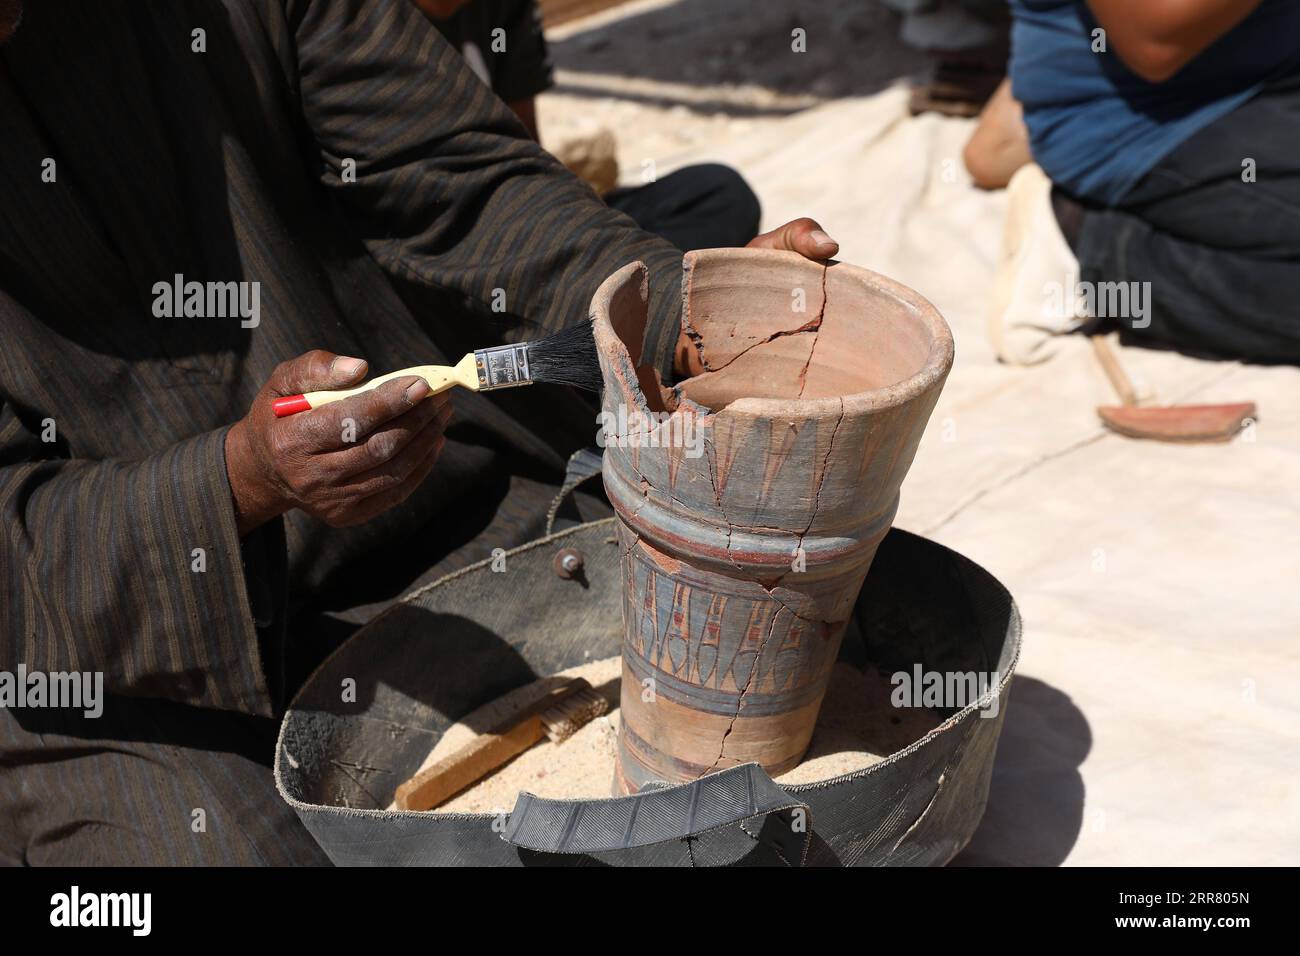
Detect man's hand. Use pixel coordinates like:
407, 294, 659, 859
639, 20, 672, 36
225, 351, 452, 535
745, 217, 840, 260
673, 218, 840, 378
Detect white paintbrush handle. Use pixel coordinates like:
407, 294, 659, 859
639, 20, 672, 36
272, 354, 478, 417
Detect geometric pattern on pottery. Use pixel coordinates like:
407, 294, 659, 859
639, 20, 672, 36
620, 538, 846, 717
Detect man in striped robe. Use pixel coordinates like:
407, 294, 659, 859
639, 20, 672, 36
0, 0, 836, 863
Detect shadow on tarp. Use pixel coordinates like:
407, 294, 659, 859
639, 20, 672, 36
951, 675, 1090, 866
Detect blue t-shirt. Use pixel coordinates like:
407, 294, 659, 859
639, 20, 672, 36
1009, 0, 1300, 204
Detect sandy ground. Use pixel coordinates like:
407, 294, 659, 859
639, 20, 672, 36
408, 657, 942, 814
524, 0, 1300, 867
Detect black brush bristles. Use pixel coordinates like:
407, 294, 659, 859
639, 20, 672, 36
524, 320, 603, 392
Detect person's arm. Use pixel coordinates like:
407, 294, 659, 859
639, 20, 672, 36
283, 0, 836, 378
285, 0, 685, 373
0, 399, 280, 715
1086, 0, 1264, 83
0, 344, 450, 716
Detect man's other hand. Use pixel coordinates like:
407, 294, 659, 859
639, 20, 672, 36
745, 217, 840, 260
673, 217, 840, 378
225, 351, 453, 535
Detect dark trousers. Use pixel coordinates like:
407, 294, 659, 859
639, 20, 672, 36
605, 163, 761, 252
1064, 68, 1300, 363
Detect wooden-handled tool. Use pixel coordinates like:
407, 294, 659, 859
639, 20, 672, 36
272, 322, 601, 417
1090, 335, 1255, 443
394, 676, 609, 812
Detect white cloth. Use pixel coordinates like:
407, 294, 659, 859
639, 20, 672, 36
631, 85, 1300, 865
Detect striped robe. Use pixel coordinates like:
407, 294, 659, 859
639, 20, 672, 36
0, 0, 679, 863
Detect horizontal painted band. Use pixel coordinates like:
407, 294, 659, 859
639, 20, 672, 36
604, 457, 896, 573
622, 639, 834, 716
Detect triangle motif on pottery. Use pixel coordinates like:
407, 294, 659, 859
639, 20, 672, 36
808, 412, 840, 512
637, 563, 657, 661
726, 602, 772, 695
708, 417, 742, 503
664, 582, 691, 676
692, 593, 726, 687
665, 438, 684, 492
756, 419, 803, 518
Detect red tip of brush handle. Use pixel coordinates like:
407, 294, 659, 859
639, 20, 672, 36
272, 395, 313, 417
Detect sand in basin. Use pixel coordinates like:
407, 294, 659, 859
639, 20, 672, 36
395, 656, 944, 814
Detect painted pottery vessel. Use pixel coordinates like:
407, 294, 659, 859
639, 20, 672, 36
592, 249, 954, 794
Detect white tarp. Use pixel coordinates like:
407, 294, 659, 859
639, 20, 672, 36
547, 74, 1300, 864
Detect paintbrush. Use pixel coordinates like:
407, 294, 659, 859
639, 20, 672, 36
271, 321, 600, 417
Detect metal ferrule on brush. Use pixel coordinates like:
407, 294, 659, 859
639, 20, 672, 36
473, 343, 533, 391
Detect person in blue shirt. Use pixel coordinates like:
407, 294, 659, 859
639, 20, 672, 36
977, 0, 1300, 365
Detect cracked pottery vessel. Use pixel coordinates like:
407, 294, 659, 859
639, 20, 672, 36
592, 249, 954, 794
